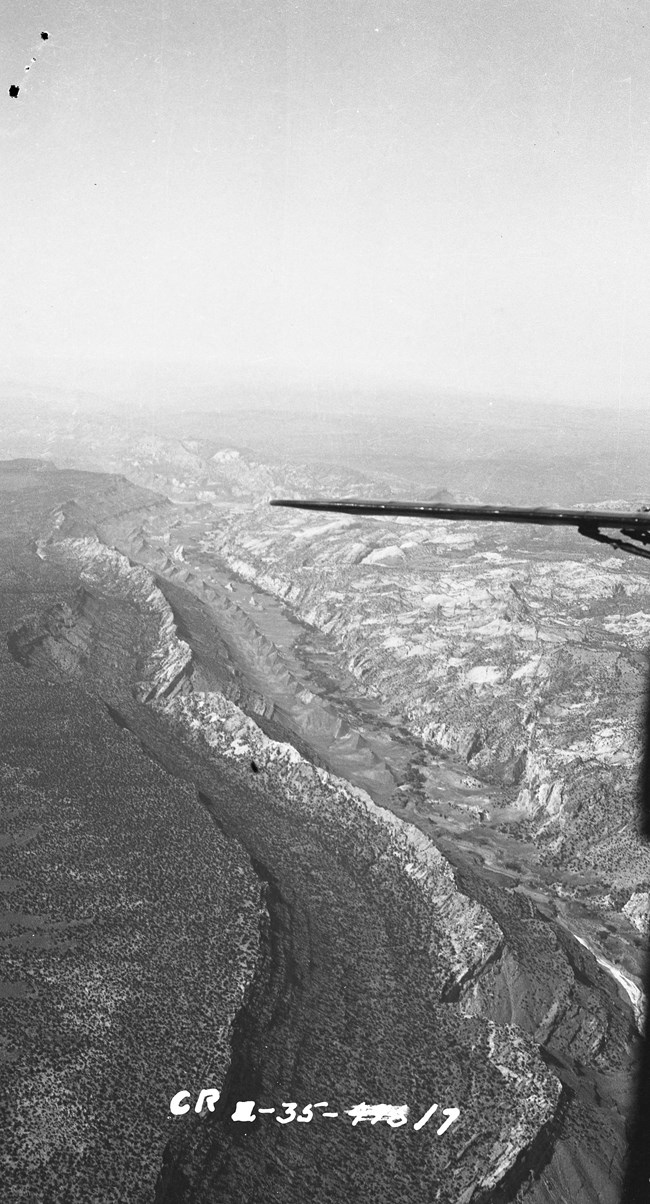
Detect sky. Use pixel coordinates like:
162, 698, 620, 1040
1, 0, 650, 406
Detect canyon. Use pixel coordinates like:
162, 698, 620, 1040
1, 398, 649, 1202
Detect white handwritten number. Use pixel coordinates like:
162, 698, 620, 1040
276, 1101, 298, 1124
344, 1103, 409, 1127
297, 1104, 314, 1122
386, 1105, 409, 1128
413, 1103, 438, 1131
436, 1107, 461, 1135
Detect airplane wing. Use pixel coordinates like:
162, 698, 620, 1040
269, 499, 650, 560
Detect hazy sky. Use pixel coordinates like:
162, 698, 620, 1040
1, 1, 650, 404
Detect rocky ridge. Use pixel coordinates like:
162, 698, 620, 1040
2, 448, 645, 1200
0, 483, 263, 1202
20, 526, 569, 1201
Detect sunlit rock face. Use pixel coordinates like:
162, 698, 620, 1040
132, 563, 567, 1201
361, 545, 406, 566
623, 892, 650, 936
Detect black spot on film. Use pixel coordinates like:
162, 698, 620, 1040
250, 760, 260, 773
41, 32, 49, 41
9, 85, 19, 98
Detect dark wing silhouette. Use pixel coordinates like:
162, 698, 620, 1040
270, 499, 650, 560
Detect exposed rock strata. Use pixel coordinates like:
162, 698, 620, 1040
3, 463, 641, 1202
18, 531, 566, 1202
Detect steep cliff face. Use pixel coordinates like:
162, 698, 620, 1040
165, 688, 507, 1002
31, 538, 505, 1009
14, 536, 193, 697
15, 526, 571, 1203
0, 472, 264, 1204
623, 892, 650, 935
